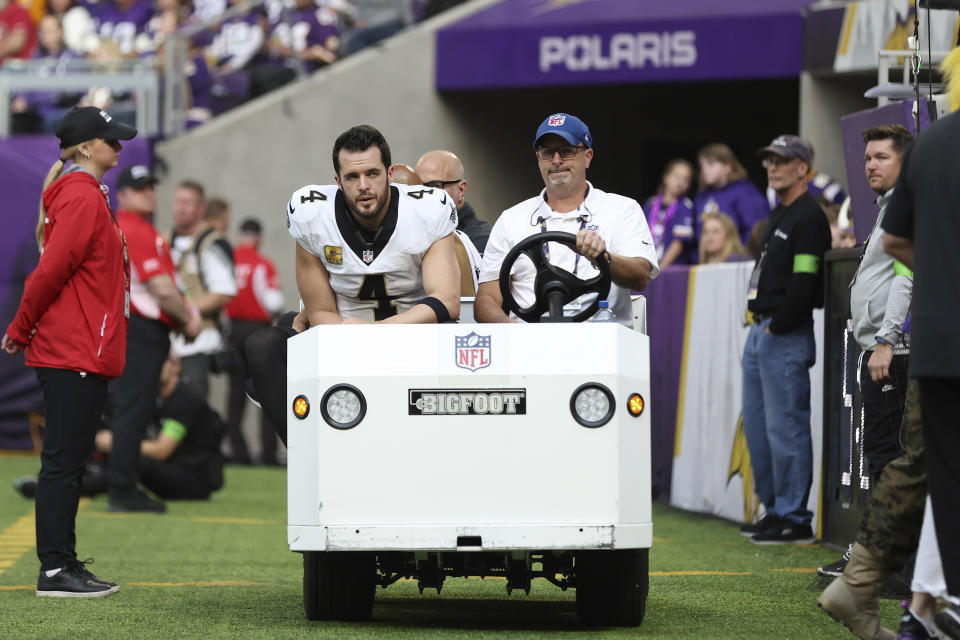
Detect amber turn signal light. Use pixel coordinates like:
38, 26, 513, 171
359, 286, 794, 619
627, 393, 644, 417
293, 395, 310, 420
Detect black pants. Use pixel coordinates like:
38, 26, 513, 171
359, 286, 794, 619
245, 311, 298, 446
107, 316, 170, 498
860, 352, 909, 478
227, 318, 276, 463
180, 353, 211, 403
35, 368, 108, 571
139, 456, 223, 500
917, 376, 960, 596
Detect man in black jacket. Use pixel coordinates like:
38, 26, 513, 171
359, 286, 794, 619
415, 149, 491, 253
738, 135, 831, 545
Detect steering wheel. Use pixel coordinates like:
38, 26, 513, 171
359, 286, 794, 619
498, 231, 611, 323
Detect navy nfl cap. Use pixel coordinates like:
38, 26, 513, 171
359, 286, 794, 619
758, 134, 812, 164
533, 113, 592, 149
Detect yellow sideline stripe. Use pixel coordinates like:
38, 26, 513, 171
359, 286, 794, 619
0, 498, 91, 578
839, 3, 858, 56
673, 267, 698, 458
771, 568, 818, 573
129, 581, 267, 587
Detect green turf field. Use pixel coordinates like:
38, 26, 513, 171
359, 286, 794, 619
1, 453, 902, 639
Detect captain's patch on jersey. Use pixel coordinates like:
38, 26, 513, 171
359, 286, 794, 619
324, 245, 343, 265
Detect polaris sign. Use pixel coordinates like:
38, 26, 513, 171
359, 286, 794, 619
539, 31, 696, 73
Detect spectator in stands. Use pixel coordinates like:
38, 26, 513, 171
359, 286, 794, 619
739, 134, 830, 545
694, 143, 770, 247
2, 106, 137, 598
766, 143, 847, 210
475, 113, 658, 326
823, 201, 857, 249
45, 0, 95, 55
170, 181, 237, 403
267, 0, 339, 73
110, 165, 202, 513
882, 97, 960, 640
643, 159, 696, 268
698, 212, 749, 265
206, 0, 271, 103
88, 0, 153, 57
10, 15, 83, 134
96, 356, 225, 500
342, 0, 410, 55
415, 149, 491, 253
224, 218, 284, 465
0, 0, 37, 62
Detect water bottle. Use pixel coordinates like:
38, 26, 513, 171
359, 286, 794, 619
590, 300, 617, 323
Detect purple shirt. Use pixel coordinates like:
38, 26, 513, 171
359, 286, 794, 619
91, 0, 154, 55
643, 195, 696, 265
693, 179, 770, 247
269, 8, 338, 72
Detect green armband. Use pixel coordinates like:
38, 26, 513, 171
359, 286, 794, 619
793, 254, 820, 274
893, 260, 913, 277
161, 418, 188, 442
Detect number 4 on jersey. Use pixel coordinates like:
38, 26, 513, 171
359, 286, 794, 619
301, 190, 327, 204
357, 275, 398, 320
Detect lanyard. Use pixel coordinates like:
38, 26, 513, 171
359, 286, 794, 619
647, 195, 680, 248
538, 215, 588, 275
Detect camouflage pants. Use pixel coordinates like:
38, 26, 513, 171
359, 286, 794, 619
856, 378, 926, 572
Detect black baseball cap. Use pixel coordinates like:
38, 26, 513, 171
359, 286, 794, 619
758, 134, 812, 164
116, 165, 157, 190
239, 218, 262, 234
54, 106, 137, 149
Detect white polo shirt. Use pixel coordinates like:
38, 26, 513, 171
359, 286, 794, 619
479, 182, 659, 326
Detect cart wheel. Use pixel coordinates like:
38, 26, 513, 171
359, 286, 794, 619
303, 551, 377, 621
575, 548, 648, 627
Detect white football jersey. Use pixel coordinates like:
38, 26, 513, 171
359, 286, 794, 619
287, 183, 457, 321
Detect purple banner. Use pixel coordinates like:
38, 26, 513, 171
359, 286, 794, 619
436, 0, 813, 90
840, 100, 930, 245
642, 265, 690, 502
0, 135, 152, 450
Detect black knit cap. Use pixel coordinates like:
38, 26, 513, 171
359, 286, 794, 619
54, 107, 137, 149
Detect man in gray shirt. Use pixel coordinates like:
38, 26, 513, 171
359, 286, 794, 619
818, 124, 914, 578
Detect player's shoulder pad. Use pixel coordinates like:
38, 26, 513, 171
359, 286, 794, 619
285, 184, 337, 234
395, 183, 458, 224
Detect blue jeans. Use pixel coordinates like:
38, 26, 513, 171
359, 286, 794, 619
741, 317, 816, 525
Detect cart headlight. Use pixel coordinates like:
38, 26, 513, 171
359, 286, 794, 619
320, 384, 366, 429
292, 395, 310, 420
627, 393, 645, 417
570, 383, 615, 428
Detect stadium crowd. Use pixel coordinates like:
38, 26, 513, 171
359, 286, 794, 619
1, 0, 469, 133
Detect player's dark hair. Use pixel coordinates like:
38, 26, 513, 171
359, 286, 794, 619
332, 125, 392, 175
240, 218, 262, 234
177, 179, 205, 199
861, 124, 913, 158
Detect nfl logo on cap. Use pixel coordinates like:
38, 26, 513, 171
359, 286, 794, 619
548, 115, 566, 127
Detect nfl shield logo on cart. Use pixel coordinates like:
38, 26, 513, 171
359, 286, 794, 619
455, 332, 491, 372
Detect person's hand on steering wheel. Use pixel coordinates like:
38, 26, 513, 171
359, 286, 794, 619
575, 229, 609, 264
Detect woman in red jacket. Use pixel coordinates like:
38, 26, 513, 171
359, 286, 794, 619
2, 107, 136, 599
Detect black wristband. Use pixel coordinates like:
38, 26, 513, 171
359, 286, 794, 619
417, 296, 451, 323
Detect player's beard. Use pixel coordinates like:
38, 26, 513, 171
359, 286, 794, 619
349, 183, 390, 222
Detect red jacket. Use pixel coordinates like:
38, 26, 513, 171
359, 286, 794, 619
6, 171, 130, 379
225, 245, 282, 323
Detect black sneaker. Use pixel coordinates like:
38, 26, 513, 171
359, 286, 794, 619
13, 476, 38, 499
935, 603, 960, 640
750, 522, 815, 545
817, 544, 853, 577
73, 558, 117, 588
739, 515, 780, 537
37, 561, 118, 598
896, 600, 936, 640
108, 488, 166, 513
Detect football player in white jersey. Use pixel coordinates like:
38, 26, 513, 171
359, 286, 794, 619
475, 113, 659, 326
245, 125, 461, 443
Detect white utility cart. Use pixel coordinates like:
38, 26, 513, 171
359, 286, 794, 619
286, 232, 653, 626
